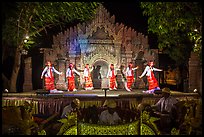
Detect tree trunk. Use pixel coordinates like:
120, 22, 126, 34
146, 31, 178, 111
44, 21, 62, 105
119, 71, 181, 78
9, 48, 22, 92
2, 73, 10, 91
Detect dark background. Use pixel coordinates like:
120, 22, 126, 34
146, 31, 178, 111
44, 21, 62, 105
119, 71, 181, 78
3, 2, 174, 92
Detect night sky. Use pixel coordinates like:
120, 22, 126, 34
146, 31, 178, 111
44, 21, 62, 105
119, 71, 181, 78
103, 2, 148, 35
38, 2, 158, 49
103, 2, 158, 49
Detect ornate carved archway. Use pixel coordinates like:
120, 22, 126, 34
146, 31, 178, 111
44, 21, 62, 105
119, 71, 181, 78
38, 4, 159, 90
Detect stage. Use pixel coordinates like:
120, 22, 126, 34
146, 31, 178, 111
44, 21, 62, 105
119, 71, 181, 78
2, 89, 200, 116
2, 89, 199, 98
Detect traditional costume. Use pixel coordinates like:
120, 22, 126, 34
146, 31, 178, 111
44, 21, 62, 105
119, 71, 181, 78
107, 64, 117, 90
41, 62, 62, 92
66, 63, 80, 91
125, 63, 138, 91
139, 61, 162, 93
83, 64, 94, 90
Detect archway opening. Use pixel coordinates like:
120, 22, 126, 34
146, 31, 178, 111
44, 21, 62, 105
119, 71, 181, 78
92, 60, 109, 89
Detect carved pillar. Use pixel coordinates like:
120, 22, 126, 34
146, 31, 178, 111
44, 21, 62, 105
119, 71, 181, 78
115, 42, 121, 67
23, 57, 33, 91
56, 59, 67, 90
115, 42, 123, 89
188, 52, 201, 92
125, 51, 133, 64
135, 59, 145, 89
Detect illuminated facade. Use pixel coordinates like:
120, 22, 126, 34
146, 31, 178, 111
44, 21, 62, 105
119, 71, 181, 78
39, 4, 158, 90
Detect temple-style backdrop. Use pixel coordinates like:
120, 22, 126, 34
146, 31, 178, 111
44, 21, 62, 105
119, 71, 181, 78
23, 4, 202, 94
3, 4, 202, 135
24, 4, 158, 91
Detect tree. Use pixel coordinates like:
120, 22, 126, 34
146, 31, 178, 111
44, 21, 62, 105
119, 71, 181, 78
2, 2, 100, 92
140, 2, 202, 65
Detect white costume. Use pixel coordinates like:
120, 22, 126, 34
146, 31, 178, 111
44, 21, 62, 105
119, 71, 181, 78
83, 67, 93, 78
140, 66, 162, 78
41, 66, 62, 78
125, 67, 137, 77
66, 68, 80, 77
107, 69, 118, 78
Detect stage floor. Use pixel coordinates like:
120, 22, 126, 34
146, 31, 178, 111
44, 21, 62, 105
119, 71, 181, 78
2, 89, 199, 99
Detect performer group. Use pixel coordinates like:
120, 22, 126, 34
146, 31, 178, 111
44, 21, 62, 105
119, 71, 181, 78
41, 60, 162, 93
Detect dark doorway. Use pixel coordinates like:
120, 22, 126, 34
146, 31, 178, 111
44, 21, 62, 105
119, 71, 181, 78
92, 60, 109, 89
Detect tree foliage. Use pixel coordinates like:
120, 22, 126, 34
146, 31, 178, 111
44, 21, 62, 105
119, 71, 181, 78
2, 2, 100, 51
140, 2, 202, 65
2, 2, 100, 92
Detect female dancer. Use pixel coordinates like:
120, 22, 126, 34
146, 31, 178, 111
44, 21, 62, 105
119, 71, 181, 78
107, 64, 118, 90
66, 63, 81, 92
125, 62, 138, 92
41, 60, 62, 93
139, 60, 162, 93
83, 64, 94, 90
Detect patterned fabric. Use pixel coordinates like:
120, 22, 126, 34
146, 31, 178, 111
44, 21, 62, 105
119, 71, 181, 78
126, 76, 134, 89
109, 76, 117, 89
41, 66, 62, 91
44, 77, 55, 90
67, 77, 75, 91
147, 71, 158, 90
84, 74, 93, 89
65, 120, 141, 135
109, 70, 117, 89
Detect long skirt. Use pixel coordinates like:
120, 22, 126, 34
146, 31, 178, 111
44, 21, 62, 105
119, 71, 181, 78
147, 75, 159, 90
84, 75, 93, 89
126, 76, 134, 89
67, 77, 76, 91
44, 77, 55, 90
109, 76, 117, 89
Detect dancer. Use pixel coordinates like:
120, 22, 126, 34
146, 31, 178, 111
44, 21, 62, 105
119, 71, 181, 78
41, 60, 62, 93
83, 64, 94, 90
107, 64, 118, 90
66, 63, 81, 92
139, 60, 162, 93
125, 62, 138, 92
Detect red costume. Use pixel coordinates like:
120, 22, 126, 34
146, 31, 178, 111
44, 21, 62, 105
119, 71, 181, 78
66, 63, 80, 91
107, 64, 117, 90
41, 61, 62, 91
83, 64, 93, 90
139, 61, 162, 92
125, 62, 138, 91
